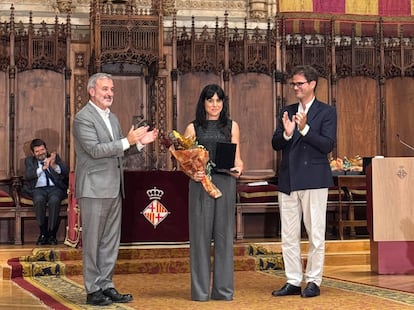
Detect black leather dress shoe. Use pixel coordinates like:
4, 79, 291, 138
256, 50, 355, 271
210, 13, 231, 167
86, 290, 112, 306
272, 283, 301, 296
47, 236, 58, 245
301, 282, 320, 298
103, 288, 133, 303
36, 235, 47, 245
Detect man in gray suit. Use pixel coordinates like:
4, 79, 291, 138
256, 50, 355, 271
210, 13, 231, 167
72, 72, 158, 306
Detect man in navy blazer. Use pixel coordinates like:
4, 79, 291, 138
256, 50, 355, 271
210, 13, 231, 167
271, 65, 337, 298
22, 138, 69, 245
73, 73, 158, 306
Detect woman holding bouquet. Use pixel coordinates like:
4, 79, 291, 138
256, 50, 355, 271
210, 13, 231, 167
183, 84, 243, 302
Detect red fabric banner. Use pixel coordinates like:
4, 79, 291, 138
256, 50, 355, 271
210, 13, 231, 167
313, 0, 346, 14
379, 0, 411, 16
282, 16, 414, 37
281, 0, 413, 16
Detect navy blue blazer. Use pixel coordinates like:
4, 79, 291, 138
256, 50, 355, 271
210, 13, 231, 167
272, 99, 337, 195
22, 154, 69, 197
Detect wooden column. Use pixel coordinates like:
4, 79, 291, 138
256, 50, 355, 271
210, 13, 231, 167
8, 5, 16, 177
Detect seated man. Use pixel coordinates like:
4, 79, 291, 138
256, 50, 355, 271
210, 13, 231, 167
22, 138, 69, 245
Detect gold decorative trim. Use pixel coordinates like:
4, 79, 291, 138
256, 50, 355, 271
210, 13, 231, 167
175, 0, 246, 10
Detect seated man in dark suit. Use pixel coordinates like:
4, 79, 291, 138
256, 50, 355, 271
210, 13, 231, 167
22, 138, 69, 245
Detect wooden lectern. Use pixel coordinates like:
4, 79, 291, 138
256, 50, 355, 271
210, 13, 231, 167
368, 157, 414, 274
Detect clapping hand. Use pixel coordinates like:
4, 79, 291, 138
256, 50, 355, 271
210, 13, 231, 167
127, 125, 159, 145
282, 111, 296, 136
140, 127, 159, 144
43, 152, 57, 170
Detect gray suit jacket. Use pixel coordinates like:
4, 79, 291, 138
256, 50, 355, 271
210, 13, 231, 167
72, 102, 136, 199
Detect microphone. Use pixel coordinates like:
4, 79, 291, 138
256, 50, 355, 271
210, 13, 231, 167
397, 134, 414, 151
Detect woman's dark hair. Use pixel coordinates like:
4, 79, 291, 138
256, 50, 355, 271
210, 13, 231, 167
194, 84, 229, 130
30, 138, 47, 152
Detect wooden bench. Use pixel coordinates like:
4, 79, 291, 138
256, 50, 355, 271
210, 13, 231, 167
326, 185, 347, 237
0, 178, 18, 243
1, 176, 71, 245
235, 176, 349, 241
234, 170, 278, 241
235, 201, 279, 240
337, 175, 367, 240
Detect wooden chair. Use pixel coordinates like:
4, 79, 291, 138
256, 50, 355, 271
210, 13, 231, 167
337, 175, 367, 240
14, 179, 68, 245
0, 178, 17, 243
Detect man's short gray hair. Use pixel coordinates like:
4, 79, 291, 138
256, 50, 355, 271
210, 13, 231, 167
87, 73, 113, 92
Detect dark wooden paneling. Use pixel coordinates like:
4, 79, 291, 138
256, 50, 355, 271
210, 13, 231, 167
15, 70, 66, 176
0, 73, 8, 179
242, 213, 280, 238
385, 78, 414, 156
110, 76, 146, 135
336, 77, 378, 158
110, 76, 157, 170
3, 3, 414, 244
230, 74, 276, 172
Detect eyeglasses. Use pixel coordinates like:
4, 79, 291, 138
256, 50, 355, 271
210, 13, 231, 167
289, 81, 309, 88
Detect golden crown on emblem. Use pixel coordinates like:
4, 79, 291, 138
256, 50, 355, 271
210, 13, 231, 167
146, 187, 164, 200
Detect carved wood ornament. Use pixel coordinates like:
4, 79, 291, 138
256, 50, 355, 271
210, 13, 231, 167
2, 2, 414, 175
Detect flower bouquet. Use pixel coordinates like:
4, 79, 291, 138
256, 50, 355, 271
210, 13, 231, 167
163, 130, 222, 198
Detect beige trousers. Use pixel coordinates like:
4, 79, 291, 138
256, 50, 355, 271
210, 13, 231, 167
278, 188, 328, 287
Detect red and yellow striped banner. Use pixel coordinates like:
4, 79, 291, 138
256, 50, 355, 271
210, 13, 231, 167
279, 0, 413, 16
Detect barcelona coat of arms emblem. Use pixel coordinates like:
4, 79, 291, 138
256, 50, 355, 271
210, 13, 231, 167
141, 187, 170, 228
